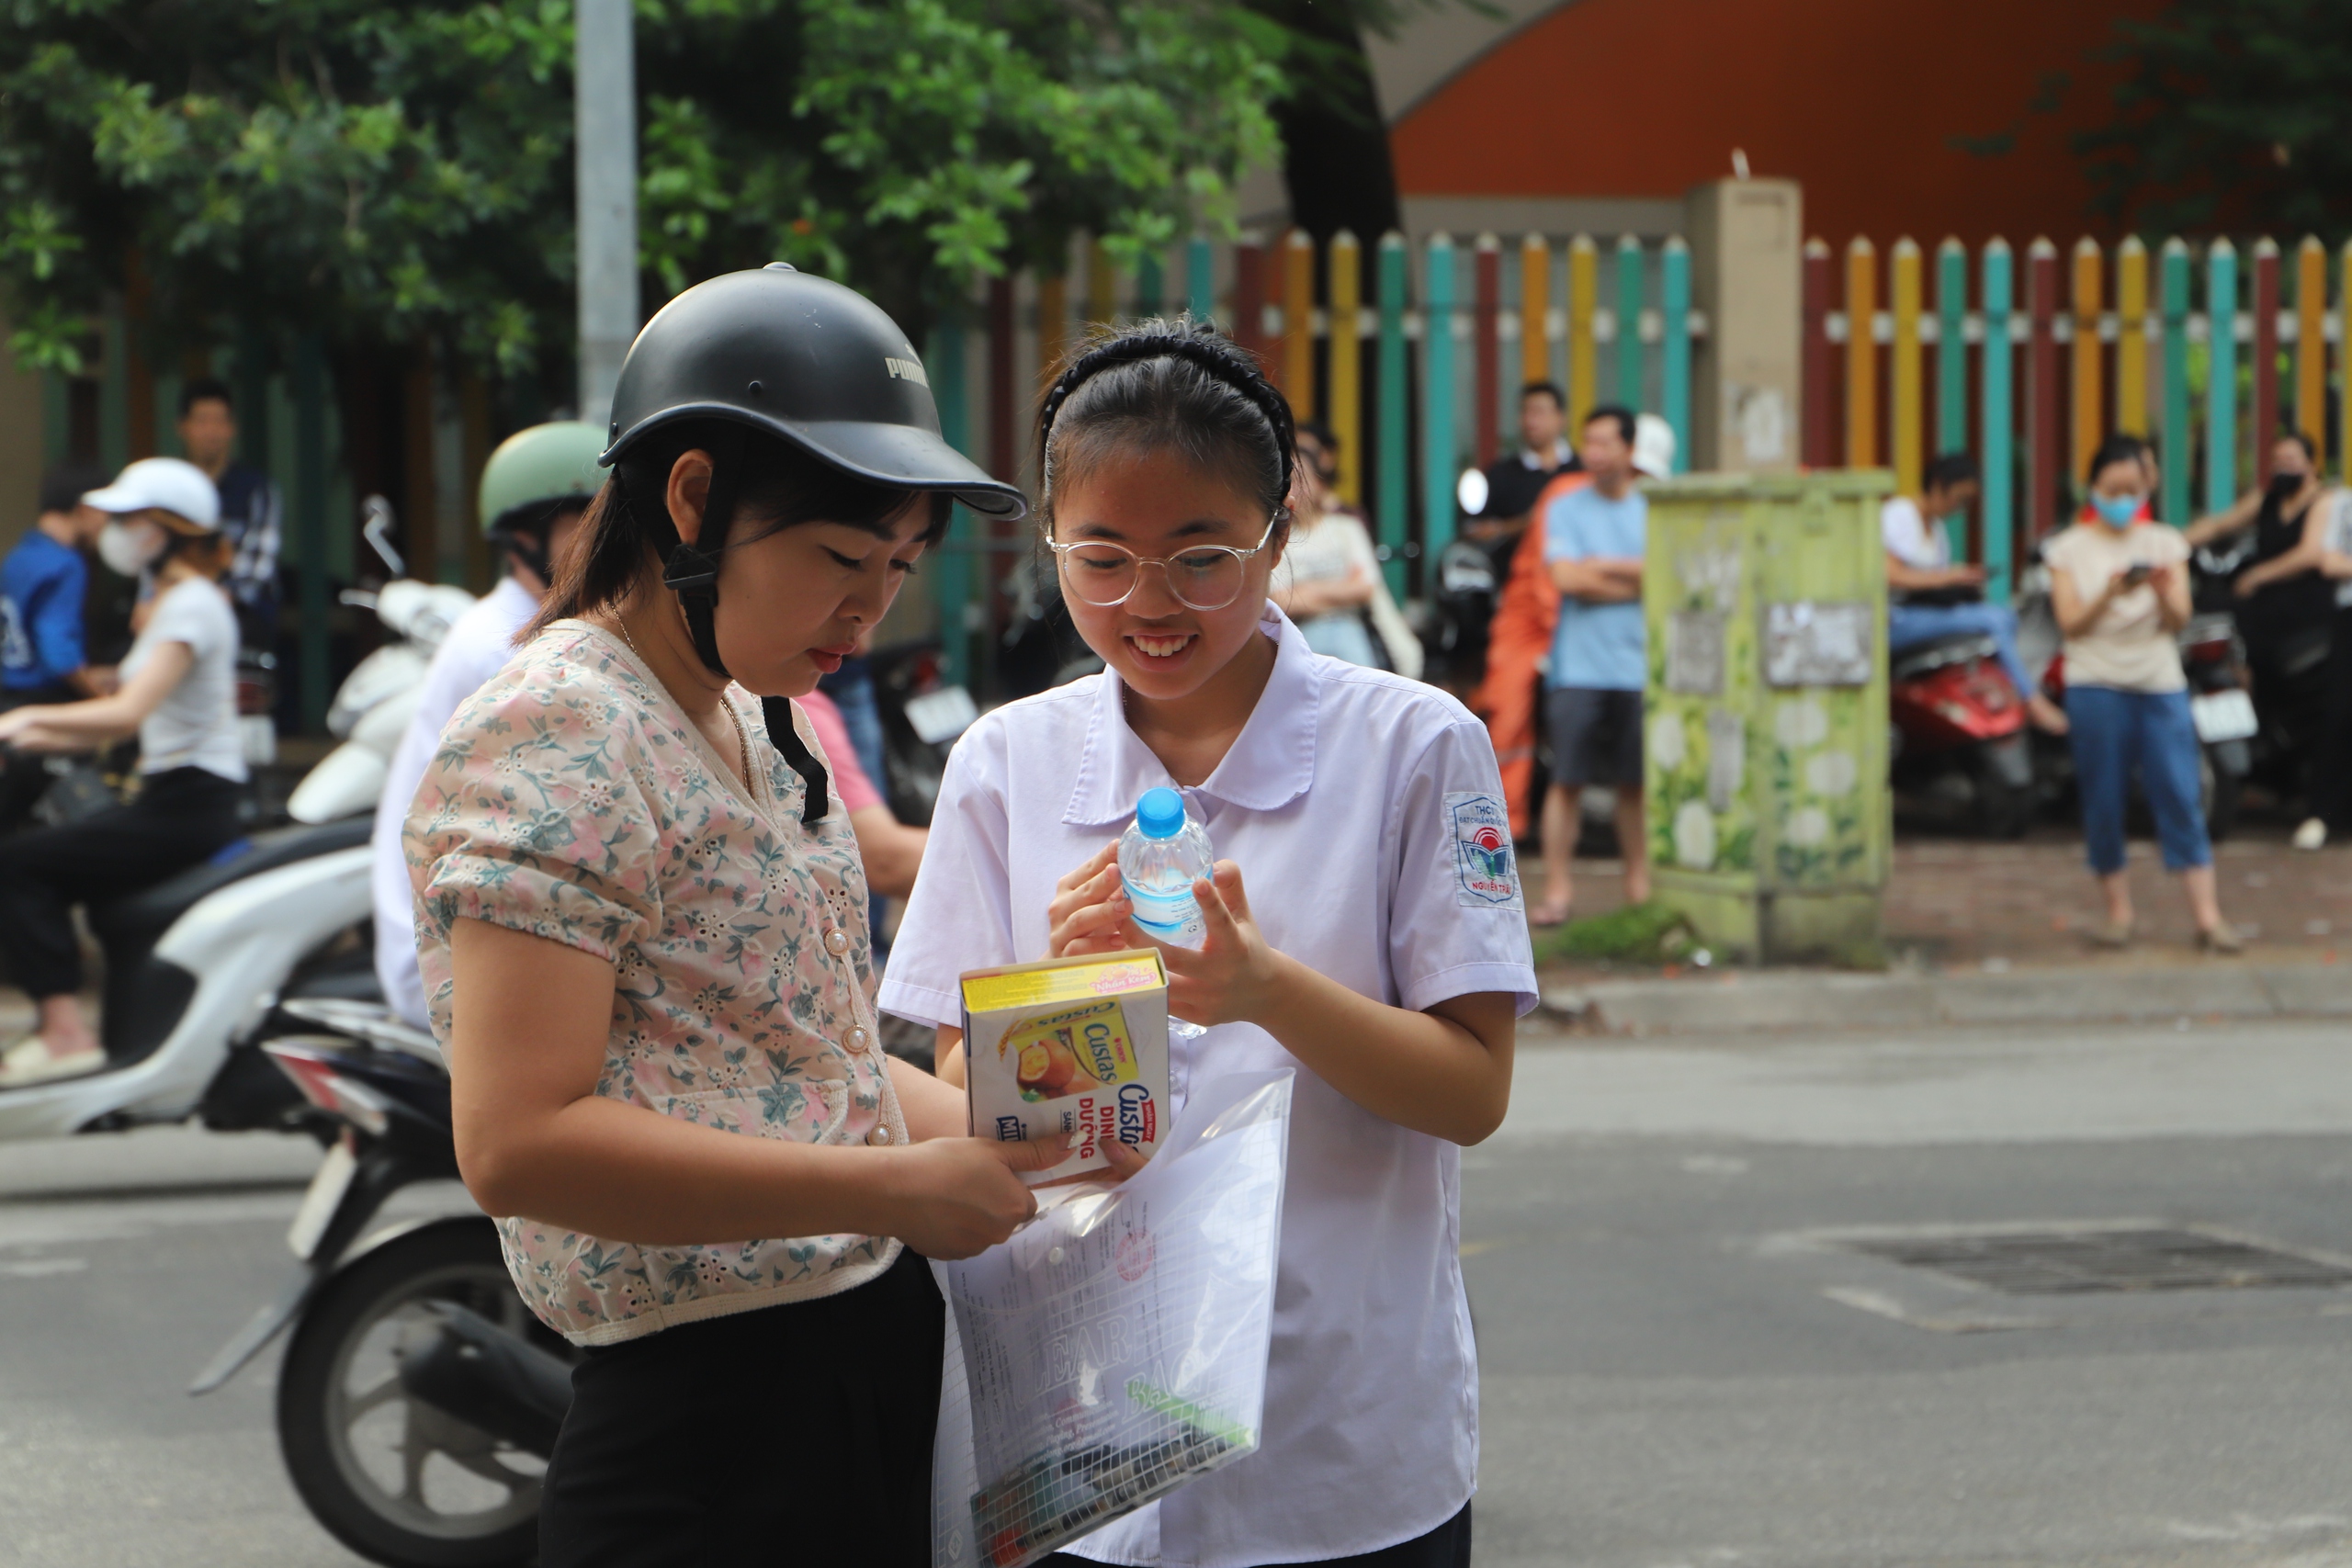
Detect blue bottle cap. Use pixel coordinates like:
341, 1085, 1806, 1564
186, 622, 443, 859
1136, 787, 1186, 840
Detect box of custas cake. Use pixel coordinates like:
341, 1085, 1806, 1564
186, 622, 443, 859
959, 950, 1170, 1185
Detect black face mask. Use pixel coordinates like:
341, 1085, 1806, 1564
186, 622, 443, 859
2268, 469, 2309, 503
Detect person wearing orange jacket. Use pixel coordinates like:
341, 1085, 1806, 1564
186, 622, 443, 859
1473, 467, 1584, 840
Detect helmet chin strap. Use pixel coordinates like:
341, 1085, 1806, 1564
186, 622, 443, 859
630, 429, 831, 827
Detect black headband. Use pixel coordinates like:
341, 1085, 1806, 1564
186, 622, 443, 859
1037, 321, 1295, 506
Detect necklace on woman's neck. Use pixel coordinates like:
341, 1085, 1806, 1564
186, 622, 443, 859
615, 609, 753, 794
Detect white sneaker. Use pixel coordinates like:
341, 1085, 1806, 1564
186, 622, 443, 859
0, 1038, 107, 1088
2293, 818, 2329, 852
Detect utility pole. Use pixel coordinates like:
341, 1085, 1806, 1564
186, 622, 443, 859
575, 0, 639, 434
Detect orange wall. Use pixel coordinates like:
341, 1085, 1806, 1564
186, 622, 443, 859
1391, 0, 2165, 248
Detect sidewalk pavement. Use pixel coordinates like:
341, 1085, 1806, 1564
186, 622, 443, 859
1539, 820, 2352, 1034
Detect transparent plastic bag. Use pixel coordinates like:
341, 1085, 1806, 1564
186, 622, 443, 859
932, 1069, 1294, 1568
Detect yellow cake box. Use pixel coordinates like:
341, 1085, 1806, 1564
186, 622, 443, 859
960, 949, 1170, 1185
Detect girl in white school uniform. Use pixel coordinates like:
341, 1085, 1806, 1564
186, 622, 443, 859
881, 321, 1537, 1568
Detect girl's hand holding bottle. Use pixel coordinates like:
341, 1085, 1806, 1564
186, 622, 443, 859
1050, 843, 1286, 1032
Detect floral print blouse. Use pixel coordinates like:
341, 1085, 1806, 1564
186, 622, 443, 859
406, 620, 906, 1347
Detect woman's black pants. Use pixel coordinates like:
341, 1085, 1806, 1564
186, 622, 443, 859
540, 1247, 945, 1568
0, 766, 243, 1000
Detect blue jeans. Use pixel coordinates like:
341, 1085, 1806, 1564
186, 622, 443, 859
1889, 601, 2034, 698
2065, 684, 2211, 874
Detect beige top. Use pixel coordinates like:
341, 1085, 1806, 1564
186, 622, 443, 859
2042, 521, 2191, 694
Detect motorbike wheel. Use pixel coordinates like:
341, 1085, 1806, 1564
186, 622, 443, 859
2201, 744, 2242, 845
277, 1218, 571, 1568
1972, 746, 2035, 840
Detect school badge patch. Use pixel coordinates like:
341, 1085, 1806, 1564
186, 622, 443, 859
1445, 791, 1522, 908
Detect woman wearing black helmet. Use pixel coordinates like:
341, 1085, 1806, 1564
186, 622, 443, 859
401, 267, 1114, 1564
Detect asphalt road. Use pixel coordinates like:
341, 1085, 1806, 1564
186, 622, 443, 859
4, 1018, 2349, 1566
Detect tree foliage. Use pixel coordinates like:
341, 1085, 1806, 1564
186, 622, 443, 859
0, 0, 1285, 378
2076, 0, 2352, 236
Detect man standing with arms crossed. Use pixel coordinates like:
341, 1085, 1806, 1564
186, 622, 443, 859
175, 378, 282, 647
1534, 405, 1662, 925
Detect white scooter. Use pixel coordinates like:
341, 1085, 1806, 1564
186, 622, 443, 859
0, 500, 466, 1143
287, 497, 474, 824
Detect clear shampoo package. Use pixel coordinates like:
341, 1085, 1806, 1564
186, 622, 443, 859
960, 950, 1170, 1184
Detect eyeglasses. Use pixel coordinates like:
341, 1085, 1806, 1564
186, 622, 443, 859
1045, 522, 1279, 612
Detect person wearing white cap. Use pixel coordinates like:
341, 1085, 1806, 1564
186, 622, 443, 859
0, 457, 245, 1086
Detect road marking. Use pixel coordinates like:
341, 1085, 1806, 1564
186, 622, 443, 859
0, 1258, 86, 1278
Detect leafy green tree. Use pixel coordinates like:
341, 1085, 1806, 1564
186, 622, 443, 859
2075, 0, 2352, 236
0, 0, 1286, 381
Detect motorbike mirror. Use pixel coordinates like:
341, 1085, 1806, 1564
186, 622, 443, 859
361, 495, 404, 579
1456, 467, 1489, 517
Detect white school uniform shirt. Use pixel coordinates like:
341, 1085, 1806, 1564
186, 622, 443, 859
369, 575, 537, 1027
881, 605, 1537, 1568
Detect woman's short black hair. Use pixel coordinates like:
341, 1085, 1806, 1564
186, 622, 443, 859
526, 420, 947, 639
2086, 432, 2149, 489
1035, 317, 1295, 537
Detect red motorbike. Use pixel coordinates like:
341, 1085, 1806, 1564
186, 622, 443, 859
1889, 630, 2034, 838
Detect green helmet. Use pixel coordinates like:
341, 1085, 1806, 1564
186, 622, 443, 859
478, 421, 606, 536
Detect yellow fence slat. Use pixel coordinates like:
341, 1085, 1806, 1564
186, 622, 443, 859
1283, 227, 1316, 413
2116, 237, 2147, 437
2072, 237, 2104, 486
1329, 230, 1363, 505
1891, 237, 1922, 496
1521, 234, 1551, 392
2299, 235, 2326, 455
1846, 237, 1876, 468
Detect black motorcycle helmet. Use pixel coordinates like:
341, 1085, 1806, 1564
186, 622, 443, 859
603, 263, 1024, 672
599, 264, 1023, 823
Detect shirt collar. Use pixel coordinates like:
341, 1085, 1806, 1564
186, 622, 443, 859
1519, 438, 1571, 470
1063, 604, 1321, 828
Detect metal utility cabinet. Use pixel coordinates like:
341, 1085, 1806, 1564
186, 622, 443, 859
1642, 471, 1893, 966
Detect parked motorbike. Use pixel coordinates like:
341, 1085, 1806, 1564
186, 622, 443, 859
288, 496, 475, 825
2189, 532, 2322, 813
192, 1003, 576, 1568
1888, 627, 2033, 838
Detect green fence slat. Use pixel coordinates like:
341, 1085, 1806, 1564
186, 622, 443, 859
1423, 234, 1457, 558
2207, 240, 2238, 516
1615, 235, 1643, 408
1980, 241, 2013, 604
1377, 231, 1409, 598
2161, 239, 2190, 526
1937, 239, 1968, 559
1187, 236, 1215, 325
1136, 252, 1163, 321
1662, 238, 1690, 471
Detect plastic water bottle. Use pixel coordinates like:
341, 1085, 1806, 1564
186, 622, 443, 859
1118, 787, 1215, 948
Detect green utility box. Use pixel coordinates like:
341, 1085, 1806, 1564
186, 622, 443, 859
1641, 471, 1893, 967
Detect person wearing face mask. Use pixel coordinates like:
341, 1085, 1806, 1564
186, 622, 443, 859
2185, 432, 2336, 803
0, 457, 244, 1084
1884, 452, 2069, 734
2046, 434, 2239, 953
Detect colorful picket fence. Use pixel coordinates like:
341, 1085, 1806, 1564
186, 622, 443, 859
923, 227, 1702, 689
1806, 232, 2352, 604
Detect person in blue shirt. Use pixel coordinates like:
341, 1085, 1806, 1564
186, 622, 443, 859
1534, 404, 1663, 924
0, 466, 109, 829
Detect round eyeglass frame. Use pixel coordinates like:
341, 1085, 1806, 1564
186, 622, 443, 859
1044, 520, 1281, 612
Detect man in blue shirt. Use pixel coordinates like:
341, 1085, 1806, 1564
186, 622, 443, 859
1535, 405, 1659, 923
0, 465, 107, 826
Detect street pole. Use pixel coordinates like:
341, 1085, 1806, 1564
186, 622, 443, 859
575, 0, 638, 434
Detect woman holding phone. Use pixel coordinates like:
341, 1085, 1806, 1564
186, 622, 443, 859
2046, 434, 2239, 952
